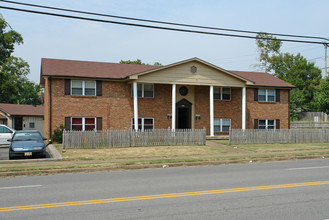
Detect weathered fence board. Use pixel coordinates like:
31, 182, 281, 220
229, 129, 329, 144
63, 128, 206, 149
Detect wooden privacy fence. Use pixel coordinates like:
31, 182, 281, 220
229, 128, 329, 144
62, 128, 206, 149
290, 121, 329, 129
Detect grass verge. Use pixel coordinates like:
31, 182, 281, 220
1, 141, 329, 177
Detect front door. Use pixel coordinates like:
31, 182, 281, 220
14, 116, 23, 130
176, 99, 192, 129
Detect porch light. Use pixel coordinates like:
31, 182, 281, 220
167, 114, 172, 120
195, 114, 201, 120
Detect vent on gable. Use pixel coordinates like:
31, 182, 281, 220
190, 66, 197, 74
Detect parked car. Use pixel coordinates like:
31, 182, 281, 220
0, 124, 15, 145
8, 130, 47, 160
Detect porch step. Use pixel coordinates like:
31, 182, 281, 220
206, 135, 229, 140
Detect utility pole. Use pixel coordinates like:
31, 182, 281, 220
325, 43, 328, 78
324, 43, 328, 121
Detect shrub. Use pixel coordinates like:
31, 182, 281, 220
52, 125, 65, 144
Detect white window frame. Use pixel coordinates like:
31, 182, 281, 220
71, 117, 97, 131
214, 87, 231, 101
131, 118, 154, 131
258, 89, 275, 102
258, 119, 275, 130
71, 80, 96, 96
29, 117, 36, 129
214, 118, 231, 132
131, 83, 154, 98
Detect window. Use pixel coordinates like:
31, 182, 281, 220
258, 89, 275, 102
214, 87, 231, 100
258, 119, 275, 130
71, 117, 96, 131
131, 118, 154, 131
71, 80, 96, 96
29, 117, 35, 129
132, 83, 154, 98
214, 118, 231, 132
0, 126, 11, 133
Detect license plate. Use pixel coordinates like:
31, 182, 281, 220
24, 152, 32, 156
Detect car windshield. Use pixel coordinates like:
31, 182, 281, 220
13, 132, 43, 141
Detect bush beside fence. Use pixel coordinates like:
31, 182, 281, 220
62, 128, 206, 149
229, 128, 329, 145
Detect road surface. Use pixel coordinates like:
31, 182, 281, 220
1, 159, 329, 219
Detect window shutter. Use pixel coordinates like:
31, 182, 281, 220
96, 81, 102, 96
276, 89, 280, 102
254, 88, 258, 101
97, 117, 102, 130
276, 119, 280, 129
65, 117, 71, 130
254, 119, 258, 129
65, 79, 70, 95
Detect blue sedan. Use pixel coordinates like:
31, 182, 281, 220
8, 130, 47, 160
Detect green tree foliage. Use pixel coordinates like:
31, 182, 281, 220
316, 78, 329, 114
0, 15, 41, 105
120, 59, 162, 66
0, 15, 23, 64
256, 33, 322, 120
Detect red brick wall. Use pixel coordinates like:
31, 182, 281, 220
44, 79, 291, 138
246, 88, 290, 129
194, 86, 243, 135
138, 84, 172, 129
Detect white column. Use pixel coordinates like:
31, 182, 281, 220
210, 86, 214, 137
172, 84, 176, 131
242, 87, 246, 130
133, 82, 138, 131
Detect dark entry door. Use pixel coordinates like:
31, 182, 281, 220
14, 116, 23, 130
176, 99, 192, 129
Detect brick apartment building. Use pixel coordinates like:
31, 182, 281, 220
40, 57, 295, 139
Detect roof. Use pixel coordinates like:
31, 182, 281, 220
40, 58, 295, 88
0, 103, 44, 116
41, 58, 160, 81
231, 71, 295, 88
0, 114, 6, 119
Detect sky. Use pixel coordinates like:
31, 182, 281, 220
0, 0, 328, 84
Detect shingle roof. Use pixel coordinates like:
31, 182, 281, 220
41, 58, 160, 79
231, 71, 295, 88
0, 103, 44, 116
40, 58, 295, 88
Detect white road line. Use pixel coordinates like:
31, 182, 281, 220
287, 166, 329, 171
0, 185, 42, 190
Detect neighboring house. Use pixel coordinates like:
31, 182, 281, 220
0, 103, 44, 135
40, 57, 295, 139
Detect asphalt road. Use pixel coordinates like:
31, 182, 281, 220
0, 145, 51, 160
1, 159, 329, 219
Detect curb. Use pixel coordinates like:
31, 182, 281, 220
46, 144, 63, 160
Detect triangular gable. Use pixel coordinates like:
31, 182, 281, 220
129, 58, 254, 87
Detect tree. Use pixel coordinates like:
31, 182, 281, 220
120, 59, 161, 66
0, 15, 41, 105
315, 78, 329, 114
0, 15, 23, 64
255, 33, 322, 119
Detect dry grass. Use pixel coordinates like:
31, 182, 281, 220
57, 144, 235, 161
